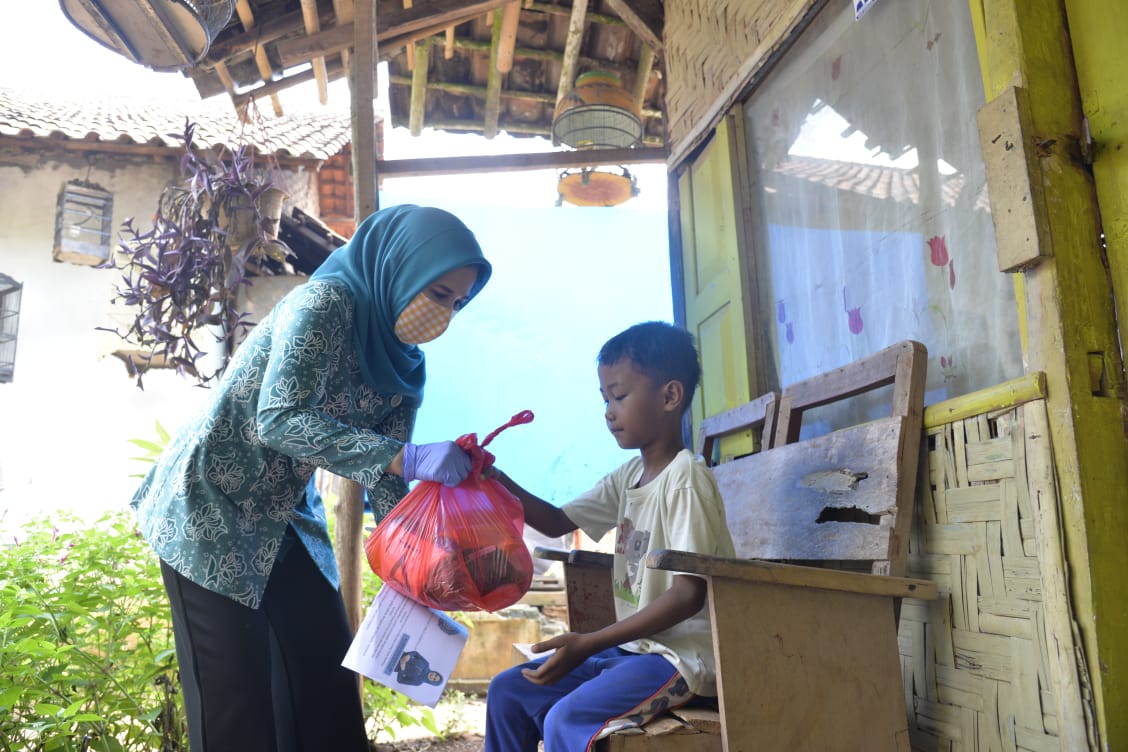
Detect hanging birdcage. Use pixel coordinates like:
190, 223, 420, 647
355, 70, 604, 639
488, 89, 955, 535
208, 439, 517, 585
552, 72, 644, 150
59, 0, 236, 70
0, 273, 22, 384
556, 167, 639, 207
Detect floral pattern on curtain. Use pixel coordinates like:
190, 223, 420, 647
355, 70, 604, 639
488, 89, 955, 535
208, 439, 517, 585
743, 0, 1021, 427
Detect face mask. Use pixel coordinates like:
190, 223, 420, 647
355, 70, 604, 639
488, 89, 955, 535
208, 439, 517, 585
394, 291, 455, 345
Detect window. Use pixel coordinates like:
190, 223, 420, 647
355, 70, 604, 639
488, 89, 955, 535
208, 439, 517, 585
0, 273, 22, 384
53, 181, 114, 266
742, 1, 1021, 417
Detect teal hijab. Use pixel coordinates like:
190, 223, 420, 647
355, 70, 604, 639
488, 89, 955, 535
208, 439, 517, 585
310, 205, 491, 407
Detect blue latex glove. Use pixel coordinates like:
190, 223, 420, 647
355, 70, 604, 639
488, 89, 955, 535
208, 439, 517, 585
402, 441, 473, 486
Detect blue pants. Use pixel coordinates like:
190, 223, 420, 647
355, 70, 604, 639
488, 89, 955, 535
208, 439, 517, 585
484, 647, 694, 752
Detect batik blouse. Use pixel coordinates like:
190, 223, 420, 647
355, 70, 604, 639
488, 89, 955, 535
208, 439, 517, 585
132, 280, 413, 608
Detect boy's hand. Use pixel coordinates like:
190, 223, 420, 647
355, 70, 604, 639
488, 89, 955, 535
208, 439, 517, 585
521, 632, 596, 685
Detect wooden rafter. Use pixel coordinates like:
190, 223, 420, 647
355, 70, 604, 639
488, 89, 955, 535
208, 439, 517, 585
602, 0, 663, 50
377, 145, 667, 177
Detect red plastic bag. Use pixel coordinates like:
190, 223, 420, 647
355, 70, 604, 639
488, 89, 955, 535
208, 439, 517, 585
365, 411, 536, 612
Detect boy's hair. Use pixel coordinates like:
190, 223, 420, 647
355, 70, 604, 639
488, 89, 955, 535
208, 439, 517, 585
598, 321, 701, 411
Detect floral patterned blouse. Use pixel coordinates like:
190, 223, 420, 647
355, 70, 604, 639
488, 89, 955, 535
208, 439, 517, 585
132, 281, 414, 608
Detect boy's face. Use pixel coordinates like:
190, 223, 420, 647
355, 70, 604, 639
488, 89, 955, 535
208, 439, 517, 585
598, 358, 669, 450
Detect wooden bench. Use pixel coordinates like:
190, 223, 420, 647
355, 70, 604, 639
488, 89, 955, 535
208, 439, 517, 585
535, 340, 938, 751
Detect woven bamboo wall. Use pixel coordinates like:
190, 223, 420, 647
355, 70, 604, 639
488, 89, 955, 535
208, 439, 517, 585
664, 0, 817, 158
899, 401, 1095, 750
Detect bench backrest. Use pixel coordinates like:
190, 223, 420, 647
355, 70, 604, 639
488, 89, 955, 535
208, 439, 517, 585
700, 340, 926, 576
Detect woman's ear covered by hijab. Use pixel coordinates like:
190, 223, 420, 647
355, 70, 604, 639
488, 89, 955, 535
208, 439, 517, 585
308, 205, 492, 405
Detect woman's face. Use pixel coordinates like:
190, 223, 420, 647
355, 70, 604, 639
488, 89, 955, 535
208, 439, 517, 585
393, 264, 483, 346
423, 265, 480, 313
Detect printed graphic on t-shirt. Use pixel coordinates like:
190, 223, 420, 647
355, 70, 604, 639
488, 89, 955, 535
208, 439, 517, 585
613, 516, 650, 604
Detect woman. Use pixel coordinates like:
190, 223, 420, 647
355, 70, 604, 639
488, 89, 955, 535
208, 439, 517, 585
131, 205, 492, 751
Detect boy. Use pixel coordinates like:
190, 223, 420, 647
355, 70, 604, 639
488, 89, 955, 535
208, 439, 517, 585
484, 321, 736, 752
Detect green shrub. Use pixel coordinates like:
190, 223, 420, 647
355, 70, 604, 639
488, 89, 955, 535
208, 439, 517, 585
0, 508, 444, 751
0, 511, 185, 752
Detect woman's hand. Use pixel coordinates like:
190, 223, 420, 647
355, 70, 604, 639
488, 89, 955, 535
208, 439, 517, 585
401, 441, 472, 486
520, 632, 597, 685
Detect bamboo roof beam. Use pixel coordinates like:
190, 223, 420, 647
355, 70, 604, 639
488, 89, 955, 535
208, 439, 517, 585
449, 37, 639, 79
409, 39, 431, 136
602, 0, 663, 50
234, 0, 284, 116
332, 0, 354, 70
496, 2, 522, 74
528, 2, 622, 27
403, 0, 416, 71
203, 8, 330, 66
444, 26, 456, 59
385, 74, 663, 120
232, 59, 348, 109
299, 0, 329, 104
632, 43, 655, 113
273, 0, 515, 69
556, 0, 588, 107
483, 9, 504, 138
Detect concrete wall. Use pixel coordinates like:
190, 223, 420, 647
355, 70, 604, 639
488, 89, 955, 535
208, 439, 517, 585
0, 144, 317, 528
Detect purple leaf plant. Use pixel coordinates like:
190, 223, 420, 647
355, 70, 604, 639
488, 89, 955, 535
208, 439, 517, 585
100, 119, 291, 388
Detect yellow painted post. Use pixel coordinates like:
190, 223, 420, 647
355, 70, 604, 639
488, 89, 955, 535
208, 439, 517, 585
973, 2, 1128, 746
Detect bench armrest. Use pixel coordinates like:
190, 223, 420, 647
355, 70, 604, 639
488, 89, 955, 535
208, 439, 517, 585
532, 546, 571, 562
647, 549, 938, 601
534, 546, 614, 569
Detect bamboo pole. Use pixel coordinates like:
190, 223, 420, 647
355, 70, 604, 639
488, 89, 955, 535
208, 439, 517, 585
556, 0, 588, 107
299, 0, 330, 104
483, 8, 504, 138
496, 2, 522, 74
234, 0, 284, 117
409, 39, 431, 136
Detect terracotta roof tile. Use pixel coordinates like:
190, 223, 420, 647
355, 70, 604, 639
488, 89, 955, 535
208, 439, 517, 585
0, 87, 356, 160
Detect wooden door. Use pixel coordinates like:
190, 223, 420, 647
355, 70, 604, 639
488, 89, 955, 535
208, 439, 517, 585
676, 116, 762, 458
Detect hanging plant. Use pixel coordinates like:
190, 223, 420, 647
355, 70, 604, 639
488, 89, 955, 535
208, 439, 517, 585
102, 119, 292, 387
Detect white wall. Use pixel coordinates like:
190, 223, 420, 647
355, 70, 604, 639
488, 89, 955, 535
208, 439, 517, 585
0, 145, 316, 529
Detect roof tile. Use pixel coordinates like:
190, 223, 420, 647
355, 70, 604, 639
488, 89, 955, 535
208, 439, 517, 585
0, 87, 355, 160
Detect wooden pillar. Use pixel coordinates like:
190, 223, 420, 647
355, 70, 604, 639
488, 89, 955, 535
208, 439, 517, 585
338, 0, 379, 645
973, 2, 1128, 746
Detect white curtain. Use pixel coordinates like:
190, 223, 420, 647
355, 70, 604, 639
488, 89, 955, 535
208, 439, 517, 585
743, 0, 1020, 427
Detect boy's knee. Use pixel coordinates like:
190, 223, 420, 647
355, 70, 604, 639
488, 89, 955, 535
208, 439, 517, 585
487, 664, 527, 702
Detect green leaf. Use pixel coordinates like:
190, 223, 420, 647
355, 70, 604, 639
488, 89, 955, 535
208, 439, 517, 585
0, 685, 22, 707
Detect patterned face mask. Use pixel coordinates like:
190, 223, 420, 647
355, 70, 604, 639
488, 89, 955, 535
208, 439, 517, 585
394, 291, 454, 345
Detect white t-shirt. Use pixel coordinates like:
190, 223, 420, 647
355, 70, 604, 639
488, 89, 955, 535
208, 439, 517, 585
562, 449, 735, 696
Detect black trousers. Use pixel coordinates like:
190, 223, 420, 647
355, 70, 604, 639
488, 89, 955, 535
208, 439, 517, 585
160, 540, 368, 752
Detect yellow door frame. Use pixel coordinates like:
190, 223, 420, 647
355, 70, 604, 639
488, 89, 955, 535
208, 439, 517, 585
970, 1, 1128, 746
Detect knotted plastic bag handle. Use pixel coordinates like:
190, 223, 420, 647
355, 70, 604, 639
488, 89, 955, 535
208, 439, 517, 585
456, 410, 535, 475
